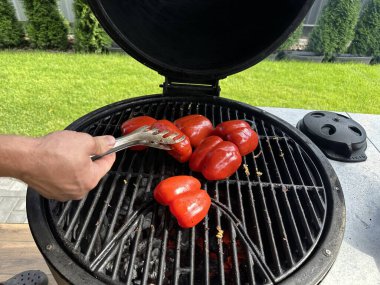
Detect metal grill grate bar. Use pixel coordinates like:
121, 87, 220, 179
89, 209, 141, 271
224, 106, 263, 284
215, 182, 226, 285
236, 180, 257, 282
111, 238, 125, 280
65, 175, 107, 247
290, 140, 326, 207
189, 227, 195, 285
105, 176, 129, 244
75, 177, 108, 259
289, 186, 315, 244
244, 157, 265, 255
173, 230, 182, 284
276, 186, 306, 256
248, 120, 283, 274
124, 153, 151, 221
239, 110, 295, 270
226, 182, 242, 285
264, 126, 310, 264
141, 206, 157, 284
271, 127, 324, 232
258, 183, 282, 274
228, 109, 261, 283
260, 120, 316, 247
293, 143, 323, 187
157, 210, 170, 285
63, 195, 89, 239
227, 109, 253, 284
82, 175, 118, 256
57, 200, 72, 227
105, 148, 139, 242
203, 186, 211, 285
138, 150, 166, 283
249, 134, 298, 266
125, 216, 145, 284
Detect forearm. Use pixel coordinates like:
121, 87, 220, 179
0, 135, 38, 180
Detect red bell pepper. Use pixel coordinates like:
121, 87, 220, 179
213, 120, 251, 137
120, 116, 157, 150
213, 120, 259, 156
154, 176, 211, 228
169, 190, 211, 228
154, 175, 201, 205
225, 127, 259, 156
151, 120, 192, 163
202, 141, 242, 180
190, 137, 242, 180
174, 115, 214, 147
189, 136, 223, 172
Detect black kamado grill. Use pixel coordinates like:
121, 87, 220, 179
26, 1, 346, 284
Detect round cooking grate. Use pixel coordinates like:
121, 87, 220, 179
27, 96, 345, 285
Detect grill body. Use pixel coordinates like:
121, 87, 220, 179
27, 95, 345, 285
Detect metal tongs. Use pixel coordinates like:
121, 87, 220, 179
91, 125, 185, 161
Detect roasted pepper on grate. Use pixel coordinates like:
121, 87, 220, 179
151, 120, 192, 163
154, 176, 211, 228
212, 120, 259, 156
189, 136, 224, 172
120, 116, 157, 150
174, 114, 214, 148
189, 136, 242, 180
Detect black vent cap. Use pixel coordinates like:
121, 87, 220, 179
297, 111, 367, 162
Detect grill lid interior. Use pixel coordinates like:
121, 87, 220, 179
87, 0, 315, 81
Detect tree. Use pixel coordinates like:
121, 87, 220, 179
73, 0, 111, 53
348, 0, 380, 61
0, 0, 24, 48
279, 23, 304, 51
23, 0, 68, 50
307, 0, 361, 58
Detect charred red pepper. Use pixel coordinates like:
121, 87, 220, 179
174, 115, 214, 147
120, 116, 157, 150
154, 176, 211, 228
151, 120, 192, 163
213, 120, 259, 156
190, 137, 242, 180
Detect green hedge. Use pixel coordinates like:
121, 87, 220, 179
279, 23, 304, 51
0, 0, 24, 48
23, 0, 68, 50
348, 0, 380, 61
307, 0, 361, 58
73, 0, 111, 53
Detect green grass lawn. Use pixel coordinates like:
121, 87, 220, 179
1, 51, 379, 136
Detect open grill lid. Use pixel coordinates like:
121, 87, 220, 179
87, 0, 314, 83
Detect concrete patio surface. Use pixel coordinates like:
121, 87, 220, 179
0, 106, 379, 284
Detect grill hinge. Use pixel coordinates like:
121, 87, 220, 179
160, 77, 220, 96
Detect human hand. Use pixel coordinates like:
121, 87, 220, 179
21, 131, 116, 201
